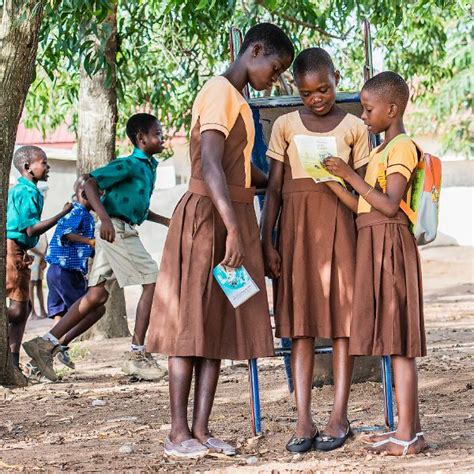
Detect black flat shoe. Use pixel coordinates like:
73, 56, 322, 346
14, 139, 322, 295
286, 430, 319, 453
314, 424, 353, 452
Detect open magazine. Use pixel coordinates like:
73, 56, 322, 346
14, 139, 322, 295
294, 135, 344, 185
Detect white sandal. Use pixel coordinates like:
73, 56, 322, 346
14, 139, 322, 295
371, 435, 419, 456
373, 430, 424, 437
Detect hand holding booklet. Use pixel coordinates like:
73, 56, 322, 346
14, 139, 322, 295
213, 264, 260, 308
294, 135, 344, 185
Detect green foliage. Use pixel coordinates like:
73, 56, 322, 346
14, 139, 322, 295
24, 0, 472, 157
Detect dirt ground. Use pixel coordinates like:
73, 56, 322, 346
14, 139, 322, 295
0, 246, 473, 472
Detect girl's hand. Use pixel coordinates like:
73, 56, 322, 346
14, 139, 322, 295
221, 229, 245, 268
263, 243, 281, 279
323, 157, 353, 180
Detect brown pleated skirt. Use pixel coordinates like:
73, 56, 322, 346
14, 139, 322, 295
275, 179, 356, 339
147, 183, 274, 360
349, 210, 426, 358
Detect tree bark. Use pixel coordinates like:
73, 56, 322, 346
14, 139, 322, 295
77, 3, 130, 340
0, 1, 45, 386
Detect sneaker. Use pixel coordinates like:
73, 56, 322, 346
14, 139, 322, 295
23, 337, 58, 382
122, 351, 167, 381
56, 346, 75, 369
164, 437, 209, 459
23, 361, 50, 384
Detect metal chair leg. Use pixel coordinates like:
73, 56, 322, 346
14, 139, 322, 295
248, 358, 262, 436
381, 355, 395, 430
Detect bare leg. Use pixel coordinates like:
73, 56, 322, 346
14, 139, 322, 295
169, 356, 195, 443
322, 337, 354, 437
191, 358, 221, 443
8, 299, 31, 357
36, 280, 47, 318
29, 282, 38, 319
132, 283, 155, 346
60, 305, 106, 346
50, 284, 108, 340
292, 337, 317, 437
369, 356, 421, 455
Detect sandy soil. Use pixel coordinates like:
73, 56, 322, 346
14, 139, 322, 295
0, 246, 472, 472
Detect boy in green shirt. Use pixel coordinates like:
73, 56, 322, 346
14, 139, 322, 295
24, 114, 170, 381
7, 146, 72, 369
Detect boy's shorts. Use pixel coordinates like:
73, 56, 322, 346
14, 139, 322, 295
6, 239, 33, 302
46, 264, 87, 317
88, 218, 158, 292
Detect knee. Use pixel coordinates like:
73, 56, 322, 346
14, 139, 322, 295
8, 303, 28, 324
86, 287, 109, 307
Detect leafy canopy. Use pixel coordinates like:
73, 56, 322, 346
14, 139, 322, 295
25, 0, 472, 157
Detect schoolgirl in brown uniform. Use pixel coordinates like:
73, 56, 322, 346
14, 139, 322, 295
147, 24, 294, 459
325, 71, 427, 456
261, 48, 369, 453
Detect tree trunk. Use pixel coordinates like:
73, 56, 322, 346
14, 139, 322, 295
77, 3, 130, 340
0, 1, 45, 386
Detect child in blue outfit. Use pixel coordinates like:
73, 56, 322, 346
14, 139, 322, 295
46, 175, 95, 322
42, 175, 103, 369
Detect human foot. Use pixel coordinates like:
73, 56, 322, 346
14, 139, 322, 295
203, 437, 236, 456
320, 417, 350, 438
22, 337, 58, 381
369, 435, 421, 456
314, 422, 352, 452
164, 437, 208, 459
364, 430, 427, 451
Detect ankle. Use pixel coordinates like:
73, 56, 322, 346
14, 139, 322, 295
170, 427, 193, 444
295, 418, 316, 437
191, 426, 210, 439
43, 332, 60, 346
395, 427, 416, 441
11, 352, 20, 367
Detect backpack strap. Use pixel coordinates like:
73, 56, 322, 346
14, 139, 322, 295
376, 134, 417, 225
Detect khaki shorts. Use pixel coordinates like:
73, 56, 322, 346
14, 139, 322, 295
6, 239, 33, 302
88, 218, 158, 292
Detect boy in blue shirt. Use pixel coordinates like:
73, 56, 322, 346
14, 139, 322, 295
24, 114, 170, 382
45, 175, 104, 368
7, 146, 71, 369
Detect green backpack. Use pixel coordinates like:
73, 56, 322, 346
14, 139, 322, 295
377, 134, 442, 245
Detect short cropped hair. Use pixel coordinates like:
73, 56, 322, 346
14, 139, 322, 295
362, 71, 410, 113
239, 23, 294, 61
293, 47, 335, 81
13, 146, 46, 172
126, 113, 159, 147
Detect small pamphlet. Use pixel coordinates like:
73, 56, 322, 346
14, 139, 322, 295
213, 264, 260, 309
293, 135, 344, 185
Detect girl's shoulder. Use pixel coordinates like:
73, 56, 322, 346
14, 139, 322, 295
199, 76, 242, 99
271, 110, 300, 132
194, 76, 245, 113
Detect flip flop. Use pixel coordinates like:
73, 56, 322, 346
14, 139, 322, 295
370, 435, 419, 456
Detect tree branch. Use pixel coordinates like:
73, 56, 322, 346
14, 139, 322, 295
255, 0, 350, 40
